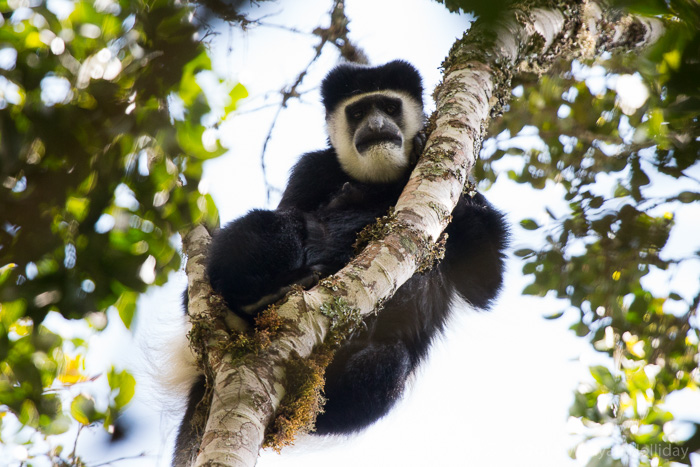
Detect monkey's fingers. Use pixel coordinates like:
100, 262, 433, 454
238, 273, 320, 315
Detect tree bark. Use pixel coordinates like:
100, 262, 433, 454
183, 2, 663, 465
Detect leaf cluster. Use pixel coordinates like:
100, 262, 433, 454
478, 4, 699, 463
0, 0, 245, 460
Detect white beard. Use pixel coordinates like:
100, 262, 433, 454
326, 91, 423, 183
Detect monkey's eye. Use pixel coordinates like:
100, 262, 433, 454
384, 104, 398, 115
350, 109, 364, 120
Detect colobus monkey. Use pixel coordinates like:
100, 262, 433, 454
173, 60, 508, 465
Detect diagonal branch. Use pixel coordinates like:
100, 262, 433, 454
184, 2, 664, 466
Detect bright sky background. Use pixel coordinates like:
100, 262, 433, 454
11, 1, 697, 466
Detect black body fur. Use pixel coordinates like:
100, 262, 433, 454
173, 61, 508, 465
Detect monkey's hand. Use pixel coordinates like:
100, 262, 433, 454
239, 272, 320, 315
410, 131, 427, 163
326, 182, 367, 210
207, 209, 309, 318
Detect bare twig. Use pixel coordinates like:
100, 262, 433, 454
69, 424, 83, 461
89, 452, 149, 467
258, 0, 367, 203
255, 21, 310, 36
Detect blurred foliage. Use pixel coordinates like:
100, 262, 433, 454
0, 0, 244, 463
478, 1, 699, 465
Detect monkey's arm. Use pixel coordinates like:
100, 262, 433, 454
207, 150, 357, 317
206, 209, 312, 317
442, 193, 509, 309
277, 149, 349, 211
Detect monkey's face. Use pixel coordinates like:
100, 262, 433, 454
348, 95, 404, 153
328, 91, 423, 183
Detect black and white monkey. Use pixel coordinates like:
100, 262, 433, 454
173, 60, 508, 465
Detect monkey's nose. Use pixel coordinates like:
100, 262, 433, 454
368, 116, 384, 131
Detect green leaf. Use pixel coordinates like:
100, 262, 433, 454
571, 322, 590, 337
522, 283, 542, 296
44, 415, 72, 435
19, 399, 40, 427
225, 82, 249, 114
520, 219, 540, 230
514, 248, 535, 258
613, 183, 630, 198
628, 368, 651, 392
179, 51, 211, 107
66, 197, 90, 222
677, 191, 700, 203
588, 196, 604, 209
193, 193, 219, 228
544, 311, 565, 320
522, 261, 537, 274
590, 365, 616, 389
0, 299, 26, 328
70, 394, 98, 425
175, 121, 226, 160
115, 291, 137, 329
108, 368, 136, 409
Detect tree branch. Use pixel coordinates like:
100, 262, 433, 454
188, 2, 664, 465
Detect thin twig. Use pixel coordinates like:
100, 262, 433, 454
255, 21, 311, 35
258, 0, 347, 203
89, 452, 149, 467
255, 0, 369, 202
70, 424, 83, 461
260, 104, 286, 201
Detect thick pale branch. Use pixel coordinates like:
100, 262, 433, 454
583, 2, 664, 53
182, 226, 250, 339
190, 2, 665, 465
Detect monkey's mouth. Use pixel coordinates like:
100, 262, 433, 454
355, 132, 403, 154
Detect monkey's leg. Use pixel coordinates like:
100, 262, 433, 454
173, 375, 206, 467
314, 339, 412, 435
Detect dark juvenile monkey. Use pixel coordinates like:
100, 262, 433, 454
173, 61, 508, 465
